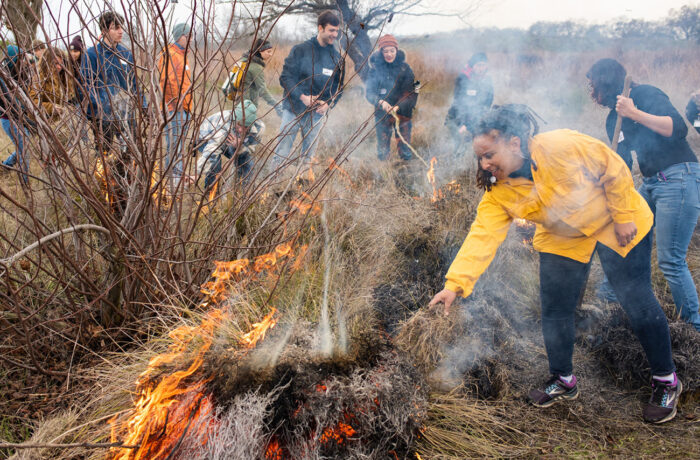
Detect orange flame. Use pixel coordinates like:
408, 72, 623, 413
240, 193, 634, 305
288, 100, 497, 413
239, 308, 278, 348
95, 153, 116, 206
109, 309, 226, 460
200, 243, 298, 302
427, 157, 444, 203
290, 192, 321, 216
514, 218, 535, 229
320, 421, 356, 445
201, 259, 250, 302
444, 180, 461, 194
265, 437, 284, 460
328, 158, 353, 185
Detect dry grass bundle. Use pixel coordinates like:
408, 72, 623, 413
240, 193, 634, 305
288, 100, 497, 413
417, 390, 533, 459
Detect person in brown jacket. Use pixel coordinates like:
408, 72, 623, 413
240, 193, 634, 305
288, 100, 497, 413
29, 47, 76, 120
2, 47, 76, 184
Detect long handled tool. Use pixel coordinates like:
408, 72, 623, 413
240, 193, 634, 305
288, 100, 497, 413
390, 111, 429, 168
611, 75, 633, 152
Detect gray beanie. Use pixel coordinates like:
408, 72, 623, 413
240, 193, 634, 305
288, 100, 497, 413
172, 23, 192, 42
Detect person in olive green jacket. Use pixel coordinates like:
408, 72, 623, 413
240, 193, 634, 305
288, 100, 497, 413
240, 39, 280, 114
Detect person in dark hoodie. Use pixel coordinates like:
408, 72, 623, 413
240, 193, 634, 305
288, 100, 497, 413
587, 58, 700, 332
1, 45, 33, 184
365, 34, 418, 161
686, 90, 700, 134
445, 52, 494, 152
276, 9, 344, 166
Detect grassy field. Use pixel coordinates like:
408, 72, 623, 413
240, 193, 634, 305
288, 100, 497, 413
1, 40, 699, 459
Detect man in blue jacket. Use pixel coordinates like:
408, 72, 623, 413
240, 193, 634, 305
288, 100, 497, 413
82, 11, 141, 159
275, 10, 345, 166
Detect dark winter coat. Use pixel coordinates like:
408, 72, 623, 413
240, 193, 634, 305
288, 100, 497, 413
279, 37, 344, 115
81, 41, 143, 120
686, 97, 700, 134
365, 50, 417, 119
605, 84, 696, 177
445, 71, 493, 131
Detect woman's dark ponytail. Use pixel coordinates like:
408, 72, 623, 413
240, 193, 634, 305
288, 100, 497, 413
474, 104, 541, 191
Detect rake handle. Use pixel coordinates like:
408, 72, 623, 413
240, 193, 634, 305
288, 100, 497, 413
611, 75, 633, 152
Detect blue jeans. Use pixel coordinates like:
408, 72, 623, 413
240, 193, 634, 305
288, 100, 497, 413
274, 109, 323, 165
202, 145, 253, 191
639, 162, 700, 332
2, 117, 30, 184
164, 111, 189, 181
540, 233, 675, 376
375, 113, 412, 160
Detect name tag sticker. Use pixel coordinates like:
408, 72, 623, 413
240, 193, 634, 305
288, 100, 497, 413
694, 118, 700, 128
467, 89, 477, 96
322, 68, 333, 76
380, 88, 387, 94
618, 130, 624, 143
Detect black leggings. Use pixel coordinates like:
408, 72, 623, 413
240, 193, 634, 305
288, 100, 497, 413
539, 232, 675, 376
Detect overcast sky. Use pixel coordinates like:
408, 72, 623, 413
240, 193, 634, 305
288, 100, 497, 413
34, 0, 699, 43
391, 0, 696, 35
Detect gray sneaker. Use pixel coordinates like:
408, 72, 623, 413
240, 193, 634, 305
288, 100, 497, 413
528, 375, 579, 408
643, 374, 682, 424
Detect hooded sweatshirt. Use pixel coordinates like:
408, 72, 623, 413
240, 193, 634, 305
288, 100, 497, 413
365, 49, 417, 119
279, 36, 344, 115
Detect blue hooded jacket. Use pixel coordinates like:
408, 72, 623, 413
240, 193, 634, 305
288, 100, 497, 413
81, 41, 142, 119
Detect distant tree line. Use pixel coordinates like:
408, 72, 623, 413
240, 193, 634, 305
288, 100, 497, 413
527, 5, 700, 44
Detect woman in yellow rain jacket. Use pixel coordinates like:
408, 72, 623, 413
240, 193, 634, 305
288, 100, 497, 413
430, 105, 679, 424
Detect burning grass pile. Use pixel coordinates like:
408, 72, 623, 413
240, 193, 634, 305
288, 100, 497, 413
103, 317, 428, 460
186, 324, 428, 459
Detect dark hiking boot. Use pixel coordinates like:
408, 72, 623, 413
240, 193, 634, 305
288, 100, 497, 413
643, 374, 682, 424
528, 375, 579, 408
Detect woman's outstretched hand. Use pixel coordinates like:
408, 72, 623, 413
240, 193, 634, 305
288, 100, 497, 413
429, 288, 458, 316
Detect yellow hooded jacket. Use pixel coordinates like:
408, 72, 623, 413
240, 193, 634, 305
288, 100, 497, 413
444, 129, 653, 297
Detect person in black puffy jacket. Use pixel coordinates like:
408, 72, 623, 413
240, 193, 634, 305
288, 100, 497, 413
365, 34, 418, 161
